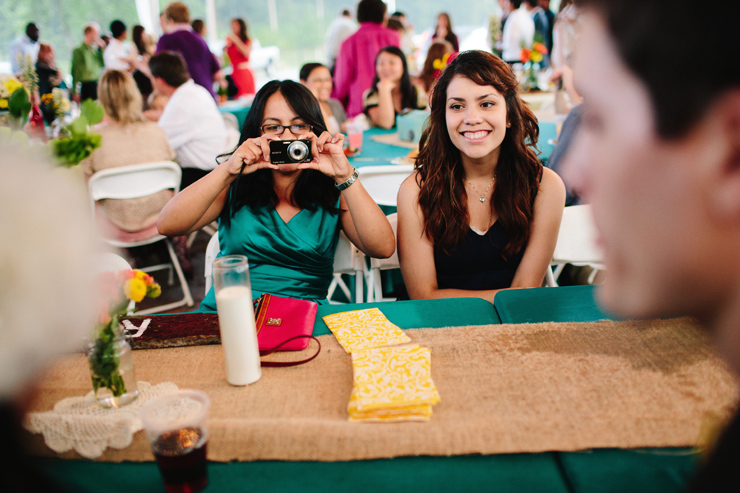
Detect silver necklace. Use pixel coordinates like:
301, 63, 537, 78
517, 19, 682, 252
466, 177, 494, 203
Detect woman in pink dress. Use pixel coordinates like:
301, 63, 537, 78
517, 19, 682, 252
224, 18, 256, 97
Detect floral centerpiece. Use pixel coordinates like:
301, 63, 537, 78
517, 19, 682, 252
519, 42, 549, 92
41, 87, 71, 129
50, 98, 104, 167
89, 269, 160, 408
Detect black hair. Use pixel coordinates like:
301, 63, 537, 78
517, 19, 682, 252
191, 19, 205, 35
232, 18, 249, 43
110, 20, 126, 39
575, 0, 740, 138
299, 62, 326, 82
148, 52, 189, 88
357, 0, 387, 24
367, 46, 418, 112
221, 80, 339, 227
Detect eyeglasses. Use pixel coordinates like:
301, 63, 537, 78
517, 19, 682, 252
260, 123, 312, 135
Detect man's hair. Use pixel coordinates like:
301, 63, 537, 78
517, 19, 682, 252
341, 9, 351, 17
110, 20, 126, 39
25, 23, 38, 37
512, 0, 524, 8
191, 19, 205, 35
357, 0, 387, 24
576, 0, 740, 138
83, 23, 98, 35
149, 51, 189, 88
165, 2, 190, 24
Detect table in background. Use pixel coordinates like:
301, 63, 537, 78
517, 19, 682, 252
39, 289, 698, 493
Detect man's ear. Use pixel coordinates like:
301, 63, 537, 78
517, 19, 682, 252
710, 90, 740, 220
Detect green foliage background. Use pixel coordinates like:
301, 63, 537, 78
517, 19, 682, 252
1, 0, 504, 74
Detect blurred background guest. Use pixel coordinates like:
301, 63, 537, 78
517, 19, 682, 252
390, 11, 416, 72
132, 25, 156, 58
224, 18, 256, 97
36, 42, 66, 124
9, 22, 39, 75
191, 19, 206, 37
80, 70, 175, 234
300, 62, 347, 134
157, 2, 226, 99
363, 46, 426, 129
147, 52, 227, 190
526, 0, 551, 67
131, 25, 155, 103
324, 8, 356, 73
501, 0, 534, 64
71, 23, 105, 102
333, 0, 400, 117
104, 20, 134, 72
551, 0, 581, 69
432, 12, 459, 52
416, 40, 454, 95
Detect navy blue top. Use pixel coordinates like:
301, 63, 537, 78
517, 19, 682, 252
434, 221, 525, 291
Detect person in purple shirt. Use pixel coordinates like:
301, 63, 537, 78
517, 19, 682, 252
332, 0, 400, 117
157, 2, 226, 99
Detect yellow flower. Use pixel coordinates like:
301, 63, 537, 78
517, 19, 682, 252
124, 278, 148, 303
530, 51, 543, 63
5, 79, 23, 96
0, 99, 7, 109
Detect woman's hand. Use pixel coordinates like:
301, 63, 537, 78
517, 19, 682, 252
223, 135, 278, 176
378, 77, 397, 94
297, 131, 354, 183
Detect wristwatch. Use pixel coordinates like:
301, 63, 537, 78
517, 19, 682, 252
335, 166, 359, 191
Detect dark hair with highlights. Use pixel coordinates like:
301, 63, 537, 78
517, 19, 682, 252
416, 50, 542, 258
221, 80, 339, 227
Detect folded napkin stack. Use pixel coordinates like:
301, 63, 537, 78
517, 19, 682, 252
322, 308, 440, 422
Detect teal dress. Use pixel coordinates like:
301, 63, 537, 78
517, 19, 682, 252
200, 201, 341, 312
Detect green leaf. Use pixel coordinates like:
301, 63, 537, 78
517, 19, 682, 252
8, 87, 31, 118
69, 115, 88, 138
80, 99, 104, 125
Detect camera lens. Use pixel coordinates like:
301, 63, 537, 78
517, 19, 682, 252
287, 141, 309, 162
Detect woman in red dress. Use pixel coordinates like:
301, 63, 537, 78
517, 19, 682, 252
224, 18, 256, 97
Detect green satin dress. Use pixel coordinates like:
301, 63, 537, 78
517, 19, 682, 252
199, 201, 341, 312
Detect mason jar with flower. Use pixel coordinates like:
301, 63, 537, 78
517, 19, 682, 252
89, 269, 161, 408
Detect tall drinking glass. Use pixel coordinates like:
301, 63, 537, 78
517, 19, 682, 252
212, 255, 262, 386
140, 390, 211, 493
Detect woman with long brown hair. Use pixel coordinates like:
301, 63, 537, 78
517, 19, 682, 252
397, 50, 565, 303
224, 18, 256, 97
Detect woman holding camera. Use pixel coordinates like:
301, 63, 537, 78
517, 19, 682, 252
158, 80, 394, 308
397, 50, 565, 304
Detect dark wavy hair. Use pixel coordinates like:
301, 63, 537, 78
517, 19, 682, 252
366, 46, 419, 114
416, 50, 542, 258
232, 18, 249, 43
221, 80, 339, 227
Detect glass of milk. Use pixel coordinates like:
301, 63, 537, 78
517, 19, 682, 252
212, 255, 262, 386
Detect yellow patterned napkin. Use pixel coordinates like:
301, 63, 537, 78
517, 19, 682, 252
323, 308, 411, 353
348, 344, 440, 422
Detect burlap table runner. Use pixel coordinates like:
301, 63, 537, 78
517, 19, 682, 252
26, 318, 737, 462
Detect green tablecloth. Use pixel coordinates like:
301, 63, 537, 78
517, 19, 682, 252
38, 291, 699, 493
348, 127, 411, 167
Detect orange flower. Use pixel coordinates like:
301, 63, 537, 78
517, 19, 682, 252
533, 42, 548, 55
520, 48, 531, 64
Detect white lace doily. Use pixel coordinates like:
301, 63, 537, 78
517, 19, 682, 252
24, 381, 180, 459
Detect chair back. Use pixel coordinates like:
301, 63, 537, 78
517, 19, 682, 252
546, 204, 604, 286
357, 165, 414, 207
366, 213, 400, 302
204, 231, 221, 294
88, 161, 181, 205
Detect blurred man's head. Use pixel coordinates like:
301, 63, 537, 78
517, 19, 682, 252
565, 1, 740, 346
164, 2, 190, 25
149, 51, 189, 94
357, 0, 387, 24
83, 23, 99, 44
110, 20, 126, 40
25, 23, 39, 43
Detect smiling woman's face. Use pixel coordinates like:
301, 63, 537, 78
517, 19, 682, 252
445, 75, 507, 166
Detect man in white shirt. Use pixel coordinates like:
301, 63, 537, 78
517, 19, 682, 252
9, 23, 40, 74
325, 9, 357, 71
501, 0, 535, 63
104, 20, 134, 71
148, 52, 227, 189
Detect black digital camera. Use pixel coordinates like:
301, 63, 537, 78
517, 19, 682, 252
269, 139, 313, 164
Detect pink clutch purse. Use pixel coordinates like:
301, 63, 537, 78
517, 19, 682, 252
254, 294, 318, 351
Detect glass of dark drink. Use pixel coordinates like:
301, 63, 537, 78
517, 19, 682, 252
140, 390, 211, 493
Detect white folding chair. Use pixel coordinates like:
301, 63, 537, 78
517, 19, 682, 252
357, 165, 414, 207
327, 231, 366, 303
545, 204, 605, 287
88, 161, 194, 314
364, 213, 400, 302
204, 231, 221, 294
